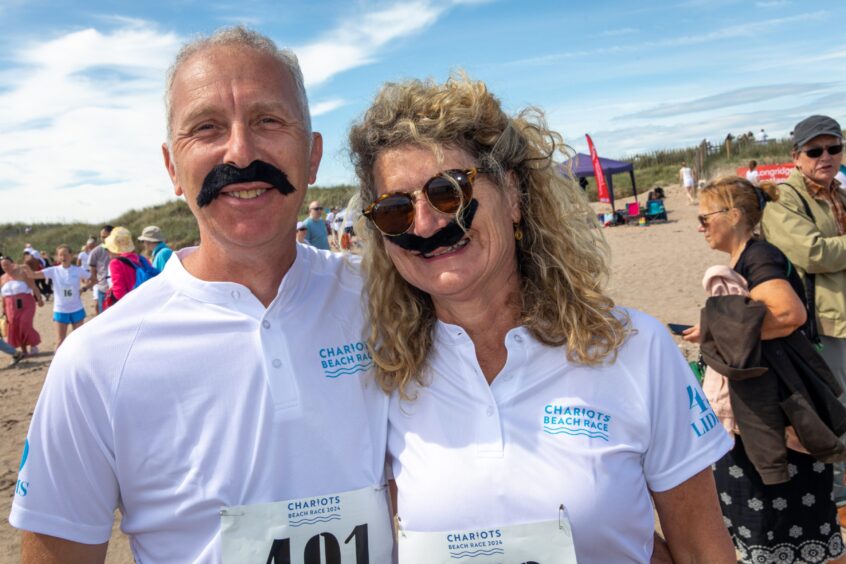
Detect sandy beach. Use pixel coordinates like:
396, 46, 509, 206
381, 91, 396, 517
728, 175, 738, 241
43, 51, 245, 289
0, 184, 723, 562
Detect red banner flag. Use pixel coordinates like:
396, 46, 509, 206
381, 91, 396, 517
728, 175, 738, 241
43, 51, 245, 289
586, 134, 610, 204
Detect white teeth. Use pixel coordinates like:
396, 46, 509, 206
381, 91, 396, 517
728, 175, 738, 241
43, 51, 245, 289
421, 237, 469, 259
226, 189, 267, 200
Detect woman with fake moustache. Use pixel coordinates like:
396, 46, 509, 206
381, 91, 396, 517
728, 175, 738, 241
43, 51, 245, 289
348, 74, 735, 562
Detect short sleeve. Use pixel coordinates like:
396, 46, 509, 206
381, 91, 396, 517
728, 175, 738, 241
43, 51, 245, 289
40, 266, 57, 282
8, 344, 119, 543
76, 265, 92, 280
736, 241, 790, 290
639, 315, 733, 492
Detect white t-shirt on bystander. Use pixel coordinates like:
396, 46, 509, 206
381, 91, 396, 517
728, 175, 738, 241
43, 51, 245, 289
40, 265, 90, 313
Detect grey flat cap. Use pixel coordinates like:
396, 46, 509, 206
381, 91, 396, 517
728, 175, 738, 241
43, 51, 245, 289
792, 115, 842, 148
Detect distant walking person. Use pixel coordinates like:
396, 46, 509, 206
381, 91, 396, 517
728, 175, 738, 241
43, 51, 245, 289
303, 200, 331, 250
29, 245, 91, 348
137, 225, 173, 271
680, 161, 697, 204
0, 256, 43, 357
745, 160, 760, 186
87, 225, 113, 314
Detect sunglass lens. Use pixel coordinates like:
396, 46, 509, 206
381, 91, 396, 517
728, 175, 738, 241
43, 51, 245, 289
371, 195, 414, 235
425, 171, 472, 214
806, 147, 824, 158
830, 144, 844, 155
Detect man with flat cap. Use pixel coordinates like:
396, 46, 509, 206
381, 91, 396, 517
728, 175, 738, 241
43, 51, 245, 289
137, 225, 174, 271
761, 115, 846, 507
762, 115, 846, 386
10, 26, 391, 563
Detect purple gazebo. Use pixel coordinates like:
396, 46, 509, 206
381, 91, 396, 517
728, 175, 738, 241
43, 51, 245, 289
558, 153, 638, 212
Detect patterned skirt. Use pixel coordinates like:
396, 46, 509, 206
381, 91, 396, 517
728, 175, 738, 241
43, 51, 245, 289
714, 435, 844, 563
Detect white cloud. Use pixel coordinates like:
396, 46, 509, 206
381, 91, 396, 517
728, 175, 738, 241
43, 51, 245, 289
0, 2, 459, 222
619, 83, 835, 119
0, 23, 182, 223
600, 27, 638, 37
296, 0, 445, 87
501, 11, 828, 67
311, 98, 348, 116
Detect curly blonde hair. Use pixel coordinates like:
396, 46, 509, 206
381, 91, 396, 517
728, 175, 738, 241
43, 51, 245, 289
348, 74, 630, 398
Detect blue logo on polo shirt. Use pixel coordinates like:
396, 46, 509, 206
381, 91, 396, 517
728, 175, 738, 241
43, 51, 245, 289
446, 529, 504, 559
543, 404, 611, 441
319, 341, 373, 378
287, 494, 342, 527
15, 438, 30, 497
687, 385, 719, 438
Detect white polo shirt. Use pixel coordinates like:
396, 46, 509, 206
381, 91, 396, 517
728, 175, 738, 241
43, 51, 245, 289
10, 244, 388, 563
40, 264, 90, 313
389, 309, 732, 562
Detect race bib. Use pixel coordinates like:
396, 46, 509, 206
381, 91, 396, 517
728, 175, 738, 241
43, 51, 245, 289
221, 485, 393, 563
398, 512, 577, 564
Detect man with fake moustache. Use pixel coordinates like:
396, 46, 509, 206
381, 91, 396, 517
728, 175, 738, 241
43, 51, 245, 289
10, 26, 391, 563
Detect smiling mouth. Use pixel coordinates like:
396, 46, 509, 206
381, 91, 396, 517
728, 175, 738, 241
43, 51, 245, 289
417, 236, 470, 259
224, 188, 268, 200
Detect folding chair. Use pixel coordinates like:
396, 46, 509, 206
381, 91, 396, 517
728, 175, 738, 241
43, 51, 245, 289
644, 199, 668, 223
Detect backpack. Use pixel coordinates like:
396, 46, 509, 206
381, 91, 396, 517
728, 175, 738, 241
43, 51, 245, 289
116, 255, 159, 288
102, 256, 159, 310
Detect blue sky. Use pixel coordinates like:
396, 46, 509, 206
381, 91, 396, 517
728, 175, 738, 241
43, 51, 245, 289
1, 0, 844, 223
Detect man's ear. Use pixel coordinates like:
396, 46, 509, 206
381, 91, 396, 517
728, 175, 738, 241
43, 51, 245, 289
308, 132, 323, 185
162, 143, 182, 196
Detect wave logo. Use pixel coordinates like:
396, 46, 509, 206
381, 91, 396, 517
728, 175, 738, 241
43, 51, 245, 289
543, 404, 611, 441
446, 529, 504, 559
449, 547, 505, 559
319, 341, 373, 378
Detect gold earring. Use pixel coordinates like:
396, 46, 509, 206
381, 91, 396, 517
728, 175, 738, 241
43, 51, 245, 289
514, 223, 523, 241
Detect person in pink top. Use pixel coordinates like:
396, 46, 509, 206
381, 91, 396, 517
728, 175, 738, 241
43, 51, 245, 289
103, 227, 155, 308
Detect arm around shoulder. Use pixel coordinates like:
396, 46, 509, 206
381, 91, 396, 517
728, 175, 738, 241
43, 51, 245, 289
22, 532, 107, 564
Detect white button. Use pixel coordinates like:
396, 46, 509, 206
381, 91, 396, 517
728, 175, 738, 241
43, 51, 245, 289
513, 334, 523, 343
272, 358, 282, 368
486, 406, 495, 416
262, 320, 271, 329
231, 290, 241, 299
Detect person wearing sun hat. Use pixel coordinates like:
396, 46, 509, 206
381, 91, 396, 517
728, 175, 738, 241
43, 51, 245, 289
103, 226, 155, 307
137, 225, 173, 271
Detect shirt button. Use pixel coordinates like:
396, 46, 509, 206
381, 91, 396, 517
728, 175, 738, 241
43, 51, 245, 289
272, 358, 282, 368
262, 320, 271, 329
231, 290, 241, 299
486, 406, 495, 416
514, 334, 523, 343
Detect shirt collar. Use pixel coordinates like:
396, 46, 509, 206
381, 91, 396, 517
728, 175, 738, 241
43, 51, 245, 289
163, 245, 310, 316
